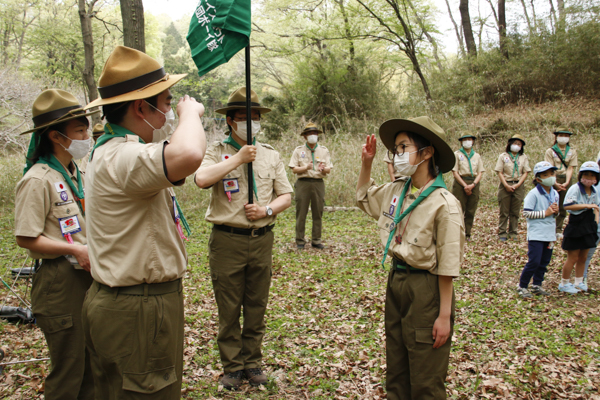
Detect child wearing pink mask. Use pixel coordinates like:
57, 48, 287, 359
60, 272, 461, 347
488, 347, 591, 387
559, 161, 600, 293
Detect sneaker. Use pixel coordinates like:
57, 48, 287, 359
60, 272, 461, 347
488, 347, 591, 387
516, 287, 533, 298
530, 285, 550, 296
221, 370, 243, 390
311, 243, 325, 249
499, 236, 507, 242
574, 281, 588, 292
558, 282, 580, 294
244, 368, 267, 386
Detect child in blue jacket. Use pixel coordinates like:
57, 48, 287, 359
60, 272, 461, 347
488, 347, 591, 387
517, 161, 559, 298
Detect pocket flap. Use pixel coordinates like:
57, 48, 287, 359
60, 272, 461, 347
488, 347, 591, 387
52, 205, 77, 219
123, 366, 177, 394
36, 314, 73, 334
415, 327, 434, 344
257, 170, 274, 179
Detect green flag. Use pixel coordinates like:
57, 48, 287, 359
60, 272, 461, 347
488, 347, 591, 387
187, 0, 251, 77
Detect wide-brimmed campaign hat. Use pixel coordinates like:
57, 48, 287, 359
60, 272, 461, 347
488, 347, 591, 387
21, 89, 99, 135
215, 87, 271, 115
553, 126, 573, 135
84, 46, 187, 109
379, 116, 455, 173
508, 133, 526, 146
458, 133, 477, 141
301, 122, 322, 135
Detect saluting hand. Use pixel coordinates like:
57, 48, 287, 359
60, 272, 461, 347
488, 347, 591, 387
236, 145, 257, 164
362, 134, 377, 164
244, 202, 267, 221
176, 95, 205, 118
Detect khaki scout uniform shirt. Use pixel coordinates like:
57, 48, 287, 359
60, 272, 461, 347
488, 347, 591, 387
15, 163, 86, 259
452, 150, 485, 177
200, 140, 293, 229
357, 178, 464, 276
383, 152, 402, 179
86, 134, 187, 287
544, 147, 578, 178
494, 152, 531, 181
288, 144, 333, 179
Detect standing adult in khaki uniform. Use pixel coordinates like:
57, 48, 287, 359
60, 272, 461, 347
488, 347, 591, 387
289, 122, 333, 249
357, 117, 465, 399
15, 89, 97, 400
451, 133, 485, 241
78, 123, 104, 173
544, 127, 578, 237
81, 46, 206, 399
383, 151, 402, 181
495, 134, 531, 241
195, 88, 292, 390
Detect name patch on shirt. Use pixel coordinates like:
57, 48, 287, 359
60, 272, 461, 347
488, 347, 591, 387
59, 215, 81, 235
383, 212, 394, 219
55, 200, 74, 206
223, 178, 240, 193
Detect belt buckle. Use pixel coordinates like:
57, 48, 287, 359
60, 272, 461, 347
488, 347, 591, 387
250, 228, 260, 238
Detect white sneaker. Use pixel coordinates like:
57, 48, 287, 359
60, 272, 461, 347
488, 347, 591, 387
574, 281, 588, 292
558, 282, 580, 294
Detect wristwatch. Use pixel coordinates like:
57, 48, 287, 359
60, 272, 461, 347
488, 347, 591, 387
265, 205, 273, 216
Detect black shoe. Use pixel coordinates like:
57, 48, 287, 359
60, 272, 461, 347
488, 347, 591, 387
244, 368, 267, 386
297, 244, 305, 250
311, 243, 325, 249
221, 370, 243, 390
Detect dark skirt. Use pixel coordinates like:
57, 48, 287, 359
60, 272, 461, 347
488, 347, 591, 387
562, 209, 599, 250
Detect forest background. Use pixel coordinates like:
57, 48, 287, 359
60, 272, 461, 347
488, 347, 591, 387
1, 0, 600, 398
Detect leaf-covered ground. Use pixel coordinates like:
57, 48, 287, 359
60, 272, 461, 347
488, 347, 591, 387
1, 202, 600, 399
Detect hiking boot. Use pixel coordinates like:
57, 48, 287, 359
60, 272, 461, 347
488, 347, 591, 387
311, 243, 325, 249
221, 370, 243, 390
558, 282, 580, 294
574, 281, 588, 292
244, 368, 267, 386
516, 287, 533, 298
530, 285, 550, 296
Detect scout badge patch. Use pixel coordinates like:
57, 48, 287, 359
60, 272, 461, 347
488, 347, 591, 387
389, 195, 399, 215
222, 154, 232, 162
223, 178, 239, 202
300, 151, 306, 158
60, 191, 68, 201
59, 215, 81, 244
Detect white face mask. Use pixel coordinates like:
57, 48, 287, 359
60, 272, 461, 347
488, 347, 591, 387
307, 135, 318, 145
394, 149, 426, 176
234, 120, 261, 141
462, 140, 473, 149
143, 101, 176, 143
539, 176, 556, 187
557, 136, 570, 145
58, 131, 92, 160
510, 144, 521, 153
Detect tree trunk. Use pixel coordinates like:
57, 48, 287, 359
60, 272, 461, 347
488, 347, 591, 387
459, 0, 477, 57
443, 0, 466, 57
519, 0, 533, 35
498, 0, 508, 59
120, 0, 145, 52
556, 0, 565, 31
78, 0, 99, 115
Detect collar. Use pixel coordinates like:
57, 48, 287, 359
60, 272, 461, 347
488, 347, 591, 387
535, 184, 550, 195
224, 134, 255, 150
305, 143, 318, 152
577, 181, 597, 195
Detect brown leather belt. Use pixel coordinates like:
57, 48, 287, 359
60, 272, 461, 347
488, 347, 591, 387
97, 278, 181, 296
213, 224, 274, 237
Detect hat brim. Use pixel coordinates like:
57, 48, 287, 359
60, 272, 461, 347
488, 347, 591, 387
458, 135, 476, 140
379, 119, 455, 173
215, 105, 271, 115
21, 108, 100, 135
554, 131, 574, 135
84, 74, 188, 109
301, 128, 322, 135
509, 137, 526, 145
535, 166, 558, 174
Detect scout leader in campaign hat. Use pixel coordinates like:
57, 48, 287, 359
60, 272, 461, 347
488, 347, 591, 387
301, 122, 322, 135
379, 116, 455, 173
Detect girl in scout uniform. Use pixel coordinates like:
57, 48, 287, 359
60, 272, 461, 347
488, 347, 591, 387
14, 89, 97, 400
494, 134, 531, 241
582, 158, 600, 288
544, 127, 578, 238
558, 161, 600, 294
357, 116, 464, 399
516, 161, 560, 298
289, 122, 333, 249
451, 133, 485, 241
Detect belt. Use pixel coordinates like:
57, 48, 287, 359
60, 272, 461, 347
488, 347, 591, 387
213, 224, 274, 237
392, 258, 429, 274
98, 279, 182, 296
298, 178, 323, 182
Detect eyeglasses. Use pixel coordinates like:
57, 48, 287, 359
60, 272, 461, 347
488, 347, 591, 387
387, 143, 418, 160
233, 116, 261, 122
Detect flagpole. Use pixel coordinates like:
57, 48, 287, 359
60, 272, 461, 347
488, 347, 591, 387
245, 45, 253, 205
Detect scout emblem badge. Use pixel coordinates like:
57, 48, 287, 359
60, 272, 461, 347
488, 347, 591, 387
300, 151, 306, 158
223, 178, 239, 202
59, 215, 81, 244
389, 195, 399, 215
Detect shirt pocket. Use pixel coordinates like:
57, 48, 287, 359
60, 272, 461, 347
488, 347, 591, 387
403, 228, 435, 267
256, 169, 275, 203
52, 204, 79, 219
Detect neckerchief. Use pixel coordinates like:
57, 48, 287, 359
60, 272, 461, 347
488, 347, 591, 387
508, 152, 520, 179
306, 143, 318, 170
459, 148, 474, 177
381, 173, 447, 268
552, 144, 570, 169
37, 155, 85, 214
223, 134, 258, 201
91, 123, 191, 236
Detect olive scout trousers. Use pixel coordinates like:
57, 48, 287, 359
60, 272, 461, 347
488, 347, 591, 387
295, 178, 325, 246
385, 268, 455, 400
32, 257, 94, 400
451, 176, 480, 237
555, 175, 572, 234
82, 279, 184, 400
209, 227, 273, 373
497, 182, 526, 238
